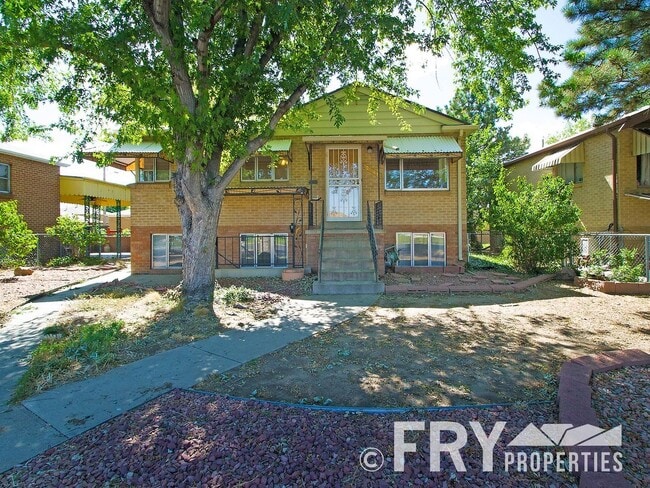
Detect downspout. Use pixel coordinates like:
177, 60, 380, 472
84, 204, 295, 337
607, 131, 619, 232
457, 130, 464, 262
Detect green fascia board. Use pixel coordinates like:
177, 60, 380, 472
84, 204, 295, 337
384, 136, 462, 155
110, 142, 163, 154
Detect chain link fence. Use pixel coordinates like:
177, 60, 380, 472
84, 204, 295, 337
576, 233, 649, 278
467, 231, 504, 256
22, 234, 68, 266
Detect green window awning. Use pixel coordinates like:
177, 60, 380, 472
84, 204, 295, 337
262, 139, 292, 152
384, 136, 462, 155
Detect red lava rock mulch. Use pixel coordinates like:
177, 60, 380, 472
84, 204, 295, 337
0, 390, 577, 487
592, 365, 650, 488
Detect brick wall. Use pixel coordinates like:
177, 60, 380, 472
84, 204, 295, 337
129, 135, 469, 272
0, 154, 60, 233
507, 129, 650, 233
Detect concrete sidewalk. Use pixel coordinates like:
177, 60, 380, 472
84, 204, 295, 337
0, 271, 377, 473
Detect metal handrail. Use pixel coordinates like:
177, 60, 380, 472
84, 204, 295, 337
318, 200, 325, 281
366, 201, 379, 281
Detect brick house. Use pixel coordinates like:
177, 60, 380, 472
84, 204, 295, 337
505, 107, 650, 234
95, 86, 475, 292
0, 147, 61, 233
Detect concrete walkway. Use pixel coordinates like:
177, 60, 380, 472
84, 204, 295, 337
0, 271, 377, 473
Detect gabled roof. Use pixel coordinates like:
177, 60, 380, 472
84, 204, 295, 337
505, 106, 650, 167
276, 84, 476, 137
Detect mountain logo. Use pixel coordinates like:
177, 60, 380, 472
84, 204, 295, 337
507, 423, 622, 447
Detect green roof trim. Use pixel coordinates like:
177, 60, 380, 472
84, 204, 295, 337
262, 139, 292, 152
384, 136, 462, 155
109, 142, 163, 154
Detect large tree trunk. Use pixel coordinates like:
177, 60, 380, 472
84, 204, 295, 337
173, 159, 223, 305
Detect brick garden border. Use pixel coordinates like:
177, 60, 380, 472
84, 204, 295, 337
558, 349, 650, 488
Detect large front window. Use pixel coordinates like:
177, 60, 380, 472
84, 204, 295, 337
152, 234, 182, 269
241, 156, 289, 182
240, 234, 288, 267
395, 232, 446, 267
385, 158, 449, 190
139, 158, 172, 182
0, 163, 9, 193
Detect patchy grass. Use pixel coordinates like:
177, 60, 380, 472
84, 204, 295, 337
12, 321, 126, 403
216, 286, 254, 306
467, 253, 519, 274
13, 280, 296, 400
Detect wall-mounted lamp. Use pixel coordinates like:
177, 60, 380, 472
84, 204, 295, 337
367, 145, 374, 154
289, 222, 296, 234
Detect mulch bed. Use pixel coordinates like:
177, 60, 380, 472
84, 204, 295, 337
1, 390, 578, 487
591, 366, 649, 487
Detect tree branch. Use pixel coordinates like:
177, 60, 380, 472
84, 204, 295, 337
142, 0, 196, 114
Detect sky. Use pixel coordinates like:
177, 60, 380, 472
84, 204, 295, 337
0, 2, 578, 184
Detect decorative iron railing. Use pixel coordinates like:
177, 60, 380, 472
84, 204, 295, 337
317, 200, 325, 281
216, 235, 303, 269
366, 201, 379, 281
369, 200, 383, 229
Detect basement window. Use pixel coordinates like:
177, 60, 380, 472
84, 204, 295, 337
395, 232, 446, 267
240, 234, 288, 267
152, 234, 182, 269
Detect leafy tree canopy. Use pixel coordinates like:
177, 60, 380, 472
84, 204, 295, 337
0, 0, 556, 301
540, 0, 650, 123
444, 92, 530, 232
545, 116, 593, 145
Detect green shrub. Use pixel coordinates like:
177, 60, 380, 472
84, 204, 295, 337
217, 286, 254, 305
0, 200, 38, 267
47, 255, 79, 267
46, 216, 105, 258
610, 248, 644, 283
492, 175, 581, 273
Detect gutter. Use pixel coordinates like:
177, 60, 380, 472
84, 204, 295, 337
607, 131, 619, 231
457, 130, 464, 262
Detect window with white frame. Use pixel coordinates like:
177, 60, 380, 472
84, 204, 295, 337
637, 153, 650, 187
152, 234, 182, 269
241, 156, 289, 182
385, 157, 449, 190
0, 163, 9, 193
138, 157, 172, 182
558, 162, 584, 184
240, 234, 288, 267
395, 232, 446, 267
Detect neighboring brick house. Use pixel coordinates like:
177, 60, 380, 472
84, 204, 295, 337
95, 86, 475, 292
505, 107, 650, 234
0, 147, 61, 233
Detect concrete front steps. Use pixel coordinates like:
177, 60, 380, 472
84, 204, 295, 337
313, 223, 385, 295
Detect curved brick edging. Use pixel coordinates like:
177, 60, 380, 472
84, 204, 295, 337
558, 349, 650, 488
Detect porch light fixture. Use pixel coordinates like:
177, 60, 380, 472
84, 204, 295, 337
289, 222, 296, 234
367, 145, 374, 154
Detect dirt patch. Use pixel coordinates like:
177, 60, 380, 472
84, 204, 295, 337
197, 281, 650, 407
0, 265, 122, 322
14, 281, 301, 399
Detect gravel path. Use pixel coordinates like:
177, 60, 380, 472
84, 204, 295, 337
1, 390, 577, 487
591, 365, 649, 487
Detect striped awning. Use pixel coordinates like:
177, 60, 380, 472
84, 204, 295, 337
383, 136, 462, 155
531, 145, 582, 171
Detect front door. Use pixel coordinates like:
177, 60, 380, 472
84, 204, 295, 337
326, 146, 362, 221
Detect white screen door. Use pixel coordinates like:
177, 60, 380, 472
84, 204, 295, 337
327, 146, 361, 221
